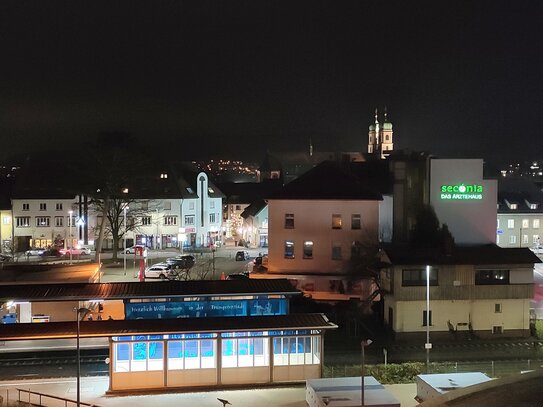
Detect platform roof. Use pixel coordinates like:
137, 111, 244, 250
0, 313, 337, 340
0, 279, 301, 302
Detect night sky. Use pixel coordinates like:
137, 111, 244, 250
2, 1, 542, 164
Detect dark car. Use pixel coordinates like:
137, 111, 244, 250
226, 272, 250, 280
235, 250, 250, 261
165, 255, 195, 269
41, 248, 62, 257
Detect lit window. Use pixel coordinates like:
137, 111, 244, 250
284, 241, 294, 259
510, 203, 517, 209
2, 216, 10, 225
522, 219, 529, 228
208, 187, 215, 194
534, 219, 540, 229
36, 217, 50, 227
507, 219, 514, 229
523, 234, 529, 244
534, 235, 540, 244
160, 173, 168, 179
122, 188, 129, 194
530, 203, 538, 209
285, 214, 294, 229
303, 241, 313, 259
509, 235, 516, 244
332, 214, 342, 229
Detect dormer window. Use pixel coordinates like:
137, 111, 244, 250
510, 203, 517, 210
160, 173, 168, 179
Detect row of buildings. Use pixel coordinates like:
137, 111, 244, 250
1, 114, 541, 342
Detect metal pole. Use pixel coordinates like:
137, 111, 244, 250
426, 264, 431, 372
76, 308, 81, 407
123, 205, 127, 275
69, 210, 73, 265
361, 341, 365, 407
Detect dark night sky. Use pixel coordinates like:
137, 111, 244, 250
1, 1, 542, 164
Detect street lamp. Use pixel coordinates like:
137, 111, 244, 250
123, 204, 128, 275
74, 307, 90, 407
68, 210, 74, 264
425, 264, 432, 372
361, 338, 372, 406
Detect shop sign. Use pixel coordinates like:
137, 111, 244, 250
440, 183, 483, 200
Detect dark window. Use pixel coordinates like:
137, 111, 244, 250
402, 268, 438, 286
475, 270, 510, 285
422, 310, 432, 326
285, 213, 294, 229
303, 241, 313, 259
351, 241, 362, 259
492, 326, 503, 334
495, 303, 502, 313
284, 241, 294, 259
332, 244, 342, 260
351, 214, 361, 229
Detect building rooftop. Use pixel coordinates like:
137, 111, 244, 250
0, 279, 301, 302
382, 244, 541, 266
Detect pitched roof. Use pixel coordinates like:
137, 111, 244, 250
268, 160, 386, 200
382, 244, 541, 266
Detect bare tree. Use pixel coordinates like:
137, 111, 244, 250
91, 197, 159, 261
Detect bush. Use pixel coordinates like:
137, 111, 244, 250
532, 320, 543, 339
324, 362, 457, 384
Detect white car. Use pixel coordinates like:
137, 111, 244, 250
144, 263, 175, 280
60, 247, 91, 256
531, 245, 543, 255
124, 245, 147, 254
25, 248, 45, 256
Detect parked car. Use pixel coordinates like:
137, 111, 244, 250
144, 263, 175, 280
235, 250, 250, 261
165, 255, 195, 269
124, 245, 147, 254
60, 247, 91, 256
25, 248, 45, 256
531, 244, 543, 255
41, 248, 62, 257
226, 272, 250, 280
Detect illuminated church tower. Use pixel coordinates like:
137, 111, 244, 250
368, 107, 394, 159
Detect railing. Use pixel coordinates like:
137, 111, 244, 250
16, 388, 104, 407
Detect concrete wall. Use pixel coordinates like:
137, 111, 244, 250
429, 159, 497, 245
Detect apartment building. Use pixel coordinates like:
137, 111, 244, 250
380, 244, 538, 339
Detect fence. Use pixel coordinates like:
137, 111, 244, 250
15, 388, 104, 407
324, 359, 543, 383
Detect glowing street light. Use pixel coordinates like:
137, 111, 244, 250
68, 210, 74, 264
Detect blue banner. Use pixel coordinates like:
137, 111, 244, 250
125, 298, 288, 320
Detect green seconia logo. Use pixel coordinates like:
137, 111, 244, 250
440, 184, 483, 200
